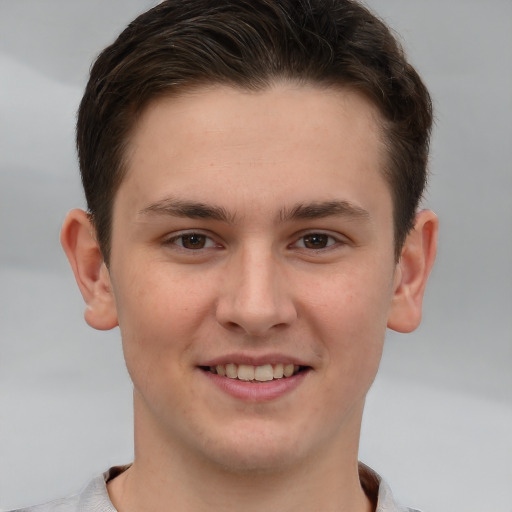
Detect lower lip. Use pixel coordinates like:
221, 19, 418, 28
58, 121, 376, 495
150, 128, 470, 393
200, 369, 309, 402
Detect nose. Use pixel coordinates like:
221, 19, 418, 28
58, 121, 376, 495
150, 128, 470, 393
215, 245, 297, 336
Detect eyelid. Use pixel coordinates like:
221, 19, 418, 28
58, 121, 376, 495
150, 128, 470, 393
161, 228, 350, 252
289, 230, 349, 250
163, 229, 223, 250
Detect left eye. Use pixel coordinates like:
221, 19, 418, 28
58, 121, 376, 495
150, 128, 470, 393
295, 233, 337, 249
169, 233, 217, 250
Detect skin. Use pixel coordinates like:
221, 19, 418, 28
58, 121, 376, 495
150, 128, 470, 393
61, 83, 437, 512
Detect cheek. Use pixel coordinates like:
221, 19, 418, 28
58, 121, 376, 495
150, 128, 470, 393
115, 261, 212, 329
305, 262, 393, 332
112, 265, 213, 380
303, 264, 393, 381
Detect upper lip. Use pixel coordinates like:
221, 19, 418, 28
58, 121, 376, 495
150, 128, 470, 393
199, 353, 311, 368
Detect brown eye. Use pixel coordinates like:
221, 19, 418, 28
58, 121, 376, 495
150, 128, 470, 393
179, 233, 207, 249
302, 233, 331, 249
165, 232, 221, 253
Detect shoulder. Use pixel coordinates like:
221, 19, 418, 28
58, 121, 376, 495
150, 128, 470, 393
359, 462, 422, 512
7, 466, 128, 512
7, 493, 81, 512
376, 480, 422, 512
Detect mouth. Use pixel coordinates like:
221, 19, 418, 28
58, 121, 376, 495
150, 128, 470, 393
200, 363, 307, 382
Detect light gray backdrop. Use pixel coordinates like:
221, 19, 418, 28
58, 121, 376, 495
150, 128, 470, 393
1, 1, 511, 511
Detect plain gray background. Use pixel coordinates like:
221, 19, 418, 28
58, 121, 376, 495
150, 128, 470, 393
1, 1, 511, 511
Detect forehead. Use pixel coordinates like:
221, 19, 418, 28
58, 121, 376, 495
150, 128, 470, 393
119, 83, 391, 219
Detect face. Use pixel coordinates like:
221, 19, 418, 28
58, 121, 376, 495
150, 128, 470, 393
107, 83, 400, 472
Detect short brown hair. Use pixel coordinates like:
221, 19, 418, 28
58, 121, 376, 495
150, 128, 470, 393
77, 0, 432, 263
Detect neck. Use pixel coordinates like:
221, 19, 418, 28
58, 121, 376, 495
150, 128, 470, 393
108, 395, 374, 512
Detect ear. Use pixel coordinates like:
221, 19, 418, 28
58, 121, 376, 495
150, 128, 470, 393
60, 209, 118, 330
387, 209, 438, 333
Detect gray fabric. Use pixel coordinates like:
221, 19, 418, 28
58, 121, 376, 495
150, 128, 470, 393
376, 479, 420, 512
11, 464, 419, 512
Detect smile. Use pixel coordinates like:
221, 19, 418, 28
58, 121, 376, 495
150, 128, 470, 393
204, 363, 304, 382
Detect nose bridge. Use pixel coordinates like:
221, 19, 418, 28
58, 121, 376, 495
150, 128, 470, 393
216, 240, 296, 335
239, 242, 277, 308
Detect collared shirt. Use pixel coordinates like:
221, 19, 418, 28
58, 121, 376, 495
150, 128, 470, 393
11, 464, 420, 512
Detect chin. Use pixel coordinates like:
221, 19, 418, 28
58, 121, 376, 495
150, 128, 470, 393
197, 423, 311, 475
211, 446, 299, 475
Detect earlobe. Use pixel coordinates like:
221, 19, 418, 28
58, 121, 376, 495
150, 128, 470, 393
60, 209, 118, 331
387, 209, 438, 333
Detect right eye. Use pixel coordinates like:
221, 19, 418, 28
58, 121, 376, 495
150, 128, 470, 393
166, 232, 218, 250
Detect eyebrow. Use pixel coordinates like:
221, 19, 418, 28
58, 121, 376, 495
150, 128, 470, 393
279, 200, 370, 222
138, 197, 369, 224
138, 197, 236, 223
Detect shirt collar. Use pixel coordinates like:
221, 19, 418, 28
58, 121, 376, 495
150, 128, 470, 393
76, 463, 417, 512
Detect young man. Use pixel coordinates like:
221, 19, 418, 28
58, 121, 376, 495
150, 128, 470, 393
15, 1, 437, 511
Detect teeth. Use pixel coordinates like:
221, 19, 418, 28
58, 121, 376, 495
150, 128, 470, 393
237, 364, 255, 381
273, 363, 284, 378
283, 363, 295, 377
254, 364, 274, 382
208, 363, 302, 381
225, 363, 237, 378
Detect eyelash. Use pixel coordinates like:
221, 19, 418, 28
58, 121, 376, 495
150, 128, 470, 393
164, 231, 220, 251
291, 232, 340, 250
164, 230, 345, 253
